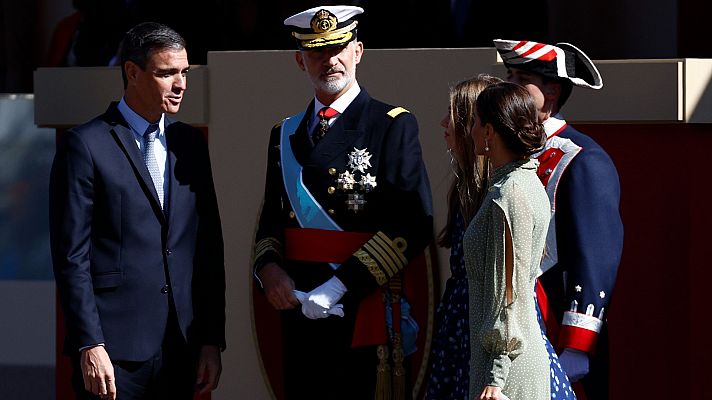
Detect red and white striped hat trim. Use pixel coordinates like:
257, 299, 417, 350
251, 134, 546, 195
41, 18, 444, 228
502, 40, 560, 63
494, 39, 603, 89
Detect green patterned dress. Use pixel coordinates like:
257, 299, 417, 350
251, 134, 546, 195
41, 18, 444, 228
465, 159, 551, 399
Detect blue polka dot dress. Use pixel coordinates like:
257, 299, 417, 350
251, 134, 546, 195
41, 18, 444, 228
535, 290, 576, 400
426, 211, 470, 400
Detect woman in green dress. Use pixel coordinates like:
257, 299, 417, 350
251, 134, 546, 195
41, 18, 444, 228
465, 82, 551, 400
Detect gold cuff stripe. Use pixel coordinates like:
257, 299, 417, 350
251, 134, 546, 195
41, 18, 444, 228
363, 242, 398, 278
292, 21, 358, 40
254, 237, 282, 260
387, 107, 410, 118
354, 249, 387, 286
255, 239, 281, 254
367, 235, 402, 275
369, 236, 402, 275
375, 231, 408, 265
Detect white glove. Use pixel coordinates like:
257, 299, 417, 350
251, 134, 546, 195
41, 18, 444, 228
558, 348, 589, 382
293, 289, 344, 319
308, 276, 347, 307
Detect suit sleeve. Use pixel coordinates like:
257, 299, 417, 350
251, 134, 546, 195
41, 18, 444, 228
49, 130, 104, 351
252, 124, 286, 271
555, 147, 623, 353
191, 130, 226, 349
335, 111, 434, 297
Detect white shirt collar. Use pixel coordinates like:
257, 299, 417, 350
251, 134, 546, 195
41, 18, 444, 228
543, 112, 567, 138
313, 82, 361, 119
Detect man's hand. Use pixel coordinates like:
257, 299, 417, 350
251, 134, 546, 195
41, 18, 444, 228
195, 345, 222, 395
80, 346, 116, 399
258, 262, 299, 310
559, 348, 589, 382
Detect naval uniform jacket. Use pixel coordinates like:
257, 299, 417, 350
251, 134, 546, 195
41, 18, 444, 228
535, 122, 623, 394
49, 103, 226, 361
254, 88, 433, 305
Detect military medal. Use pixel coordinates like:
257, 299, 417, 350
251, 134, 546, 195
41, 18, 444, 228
335, 148, 377, 212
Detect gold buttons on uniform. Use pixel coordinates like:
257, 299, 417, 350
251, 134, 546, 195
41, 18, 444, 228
327, 186, 336, 194
328, 168, 337, 176
289, 211, 296, 219
328, 209, 335, 215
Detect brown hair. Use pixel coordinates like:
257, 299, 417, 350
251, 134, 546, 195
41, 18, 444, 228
476, 82, 546, 158
438, 74, 502, 248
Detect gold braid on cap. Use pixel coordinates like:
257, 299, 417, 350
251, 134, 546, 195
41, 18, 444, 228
293, 21, 358, 40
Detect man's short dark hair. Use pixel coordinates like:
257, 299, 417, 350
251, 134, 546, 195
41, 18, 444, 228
118, 22, 186, 88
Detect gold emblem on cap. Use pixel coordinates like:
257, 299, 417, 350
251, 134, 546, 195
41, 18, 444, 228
311, 9, 337, 33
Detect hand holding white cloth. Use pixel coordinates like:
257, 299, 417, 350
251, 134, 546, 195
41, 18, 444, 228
294, 288, 345, 319
559, 348, 589, 382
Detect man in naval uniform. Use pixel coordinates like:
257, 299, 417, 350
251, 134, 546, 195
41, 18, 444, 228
253, 5, 433, 399
494, 39, 624, 399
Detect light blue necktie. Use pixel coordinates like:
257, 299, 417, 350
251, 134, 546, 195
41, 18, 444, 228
143, 123, 163, 208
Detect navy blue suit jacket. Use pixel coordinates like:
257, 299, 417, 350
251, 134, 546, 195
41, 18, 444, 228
50, 103, 225, 362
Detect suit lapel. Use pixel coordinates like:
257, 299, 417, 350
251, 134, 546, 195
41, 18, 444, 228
165, 119, 179, 227
104, 104, 166, 224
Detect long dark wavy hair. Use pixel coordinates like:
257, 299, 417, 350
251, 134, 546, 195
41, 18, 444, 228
438, 74, 502, 248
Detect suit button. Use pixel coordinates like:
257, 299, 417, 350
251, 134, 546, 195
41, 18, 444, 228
328, 168, 337, 176
328, 209, 335, 215
161, 285, 170, 294
327, 186, 336, 194
289, 211, 296, 219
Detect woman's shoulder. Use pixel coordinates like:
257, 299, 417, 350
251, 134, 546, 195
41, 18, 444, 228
492, 169, 546, 212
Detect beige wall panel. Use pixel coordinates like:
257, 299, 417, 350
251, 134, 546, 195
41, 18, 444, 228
685, 59, 712, 123
33, 66, 208, 127
561, 60, 684, 123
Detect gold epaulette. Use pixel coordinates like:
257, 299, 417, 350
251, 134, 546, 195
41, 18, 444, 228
273, 118, 286, 130
387, 107, 409, 119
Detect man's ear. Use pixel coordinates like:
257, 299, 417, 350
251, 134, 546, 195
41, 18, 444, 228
295, 51, 306, 71
124, 61, 139, 85
353, 41, 364, 64
543, 81, 562, 103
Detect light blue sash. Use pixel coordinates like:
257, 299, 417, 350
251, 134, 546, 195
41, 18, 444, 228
280, 112, 341, 233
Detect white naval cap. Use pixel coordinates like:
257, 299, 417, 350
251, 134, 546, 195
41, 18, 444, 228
284, 5, 364, 50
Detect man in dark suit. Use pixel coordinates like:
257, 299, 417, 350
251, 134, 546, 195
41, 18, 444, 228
50, 22, 225, 400
253, 6, 432, 399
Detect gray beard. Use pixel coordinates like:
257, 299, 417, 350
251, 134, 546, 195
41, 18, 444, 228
313, 66, 356, 95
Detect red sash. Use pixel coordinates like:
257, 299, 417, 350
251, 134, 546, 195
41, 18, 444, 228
285, 227, 388, 347
284, 227, 429, 350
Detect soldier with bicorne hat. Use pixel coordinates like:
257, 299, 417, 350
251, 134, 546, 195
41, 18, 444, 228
494, 39, 624, 400
253, 5, 433, 399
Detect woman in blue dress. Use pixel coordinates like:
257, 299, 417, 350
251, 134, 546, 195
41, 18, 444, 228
426, 76, 575, 400
427, 75, 500, 399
